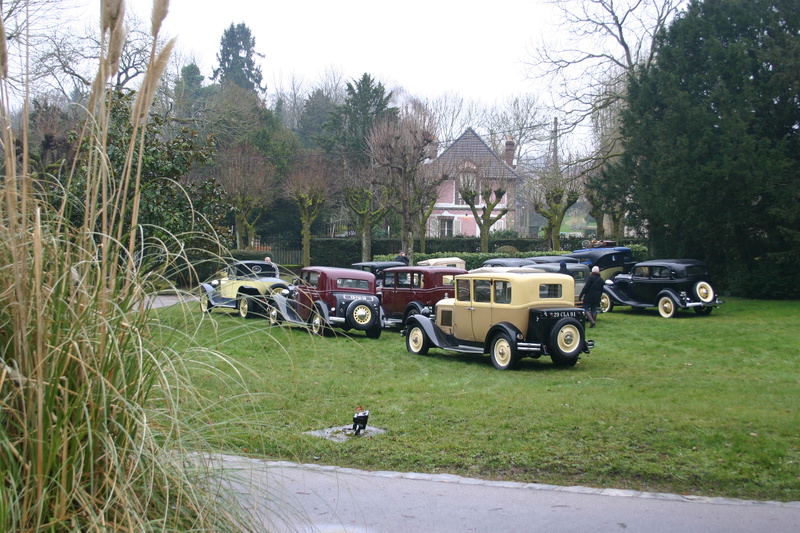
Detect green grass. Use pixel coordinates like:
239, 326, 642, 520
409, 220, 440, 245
152, 298, 800, 502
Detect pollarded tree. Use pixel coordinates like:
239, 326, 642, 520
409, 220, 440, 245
524, 119, 582, 251
458, 174, 509, 253
215, 142, 276, 249
284, 153, 340, 266
368, 101, 441, 259
212, 22, 265, 93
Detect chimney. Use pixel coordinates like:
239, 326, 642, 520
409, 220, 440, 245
504, 136, 516, 168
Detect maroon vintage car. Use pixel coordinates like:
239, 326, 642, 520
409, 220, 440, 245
378, 266, 467, 328
268, 266, 383, 338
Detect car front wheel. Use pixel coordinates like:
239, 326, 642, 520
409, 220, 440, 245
658, 296, 677, 318
490, 332, 517, 370
406, 325, 430, 355
549, 318, 583, 367
200, 293, 212, 313
599, 292, 613, 313
268, 304, 281, 326
237, 294, 256, 319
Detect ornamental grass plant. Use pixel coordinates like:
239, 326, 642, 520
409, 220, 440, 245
0, 1, 259, 530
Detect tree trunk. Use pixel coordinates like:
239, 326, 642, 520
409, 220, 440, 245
360, 218, 373, 261
301, 220, 312, 267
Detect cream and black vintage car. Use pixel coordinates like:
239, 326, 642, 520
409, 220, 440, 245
199, 260, 287, 319
402, 271, 594, 370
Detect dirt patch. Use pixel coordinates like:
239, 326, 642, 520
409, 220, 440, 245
304, 425, 387, 443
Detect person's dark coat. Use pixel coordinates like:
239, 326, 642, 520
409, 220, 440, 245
579, 273, 604, 305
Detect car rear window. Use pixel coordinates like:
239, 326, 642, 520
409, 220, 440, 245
539, 283, 563, 299
336, 278, 370, 290
441, 275, 456, 286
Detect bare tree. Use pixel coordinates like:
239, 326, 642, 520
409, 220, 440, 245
216, 142, 276, 249
522, 119, 583, 251
342, 166, 388, 261
270, 73, 307, 131
424, 92, 482, 149
34, 12, 159, 100
483, 94, 548, 169
284, 153, 339, 267
457, 166, 510, 253
528, 0, 684, 149
368, 100, 440, 259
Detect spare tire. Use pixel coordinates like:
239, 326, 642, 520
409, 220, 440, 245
548, 317, 583, 367
346, 300, 378, 330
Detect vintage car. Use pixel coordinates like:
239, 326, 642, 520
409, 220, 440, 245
199, 260, 288, 318
378, 265, 467, 328
565, 246, 634, 280
600, 259, 722, 318
268, 266, 383, 338
403, 271, 594, 370
415, 257, 467, 269
524, 262, 590, 304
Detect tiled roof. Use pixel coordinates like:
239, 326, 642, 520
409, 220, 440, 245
432, 128, 521, 181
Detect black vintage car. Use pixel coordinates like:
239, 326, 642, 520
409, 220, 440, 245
600, 259, 722, 318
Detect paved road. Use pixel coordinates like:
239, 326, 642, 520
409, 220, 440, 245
151, 296, 799, 532
214, 455, 799, 533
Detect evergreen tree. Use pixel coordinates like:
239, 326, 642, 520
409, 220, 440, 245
623, 0, 800, 297
212, 23, 265, 93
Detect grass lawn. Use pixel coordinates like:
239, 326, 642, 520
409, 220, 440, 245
152, 297, 799, 502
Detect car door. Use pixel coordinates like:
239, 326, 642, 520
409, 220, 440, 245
470, 278, 493, 342
380, 271, 401, 318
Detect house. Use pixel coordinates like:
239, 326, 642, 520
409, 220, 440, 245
425, 128, 520, 238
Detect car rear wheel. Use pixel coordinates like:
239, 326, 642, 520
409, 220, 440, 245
365, 326, 382, 339
694, 281, 715, 304
490, 332, 517, 370
658, 296, 677, 318
694, 306, 713, 316
406, 325, 430, 355
549, 318, 583, 367
599, 292, 613, 313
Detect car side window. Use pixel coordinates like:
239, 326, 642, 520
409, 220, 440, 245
457, 279, 471, 301
304, 272, 319, 288
384, 272, 395, 288
494, 280, 511, 304
412, 273, 423, 288
397, 273, 411, 288
633, 266, 649, 278
474, 279, 492, 302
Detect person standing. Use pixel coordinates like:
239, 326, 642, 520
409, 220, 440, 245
579, 265, 604, 328
557, 260, 572, 277
263, 256, 279, 277
395, 251, 409, 265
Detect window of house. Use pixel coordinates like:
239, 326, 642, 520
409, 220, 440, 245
439, 219, 453, 238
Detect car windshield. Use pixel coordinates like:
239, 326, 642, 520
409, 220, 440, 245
336, 278, 370, 290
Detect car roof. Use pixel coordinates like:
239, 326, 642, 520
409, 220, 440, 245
524, 256, 579, 263
470, 267, 546, 274
634, 259, 708, 268
352, 261, 406, 268
304, 266, 376, 280
565, 247, 632, 261
482, 258, 536, 266
458, 271, 574, 282
382, 266, 467, 275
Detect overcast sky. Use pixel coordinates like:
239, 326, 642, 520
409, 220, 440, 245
114, 0, 557, 104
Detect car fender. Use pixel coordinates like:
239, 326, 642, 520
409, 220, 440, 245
200, 282, 226, 307
313, 300, 332, 323
601, 283, 627, 305
484, 322, 523, 352
656, 289, 684, 308
404, 314, 444, 348
405, 301, 429, 317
